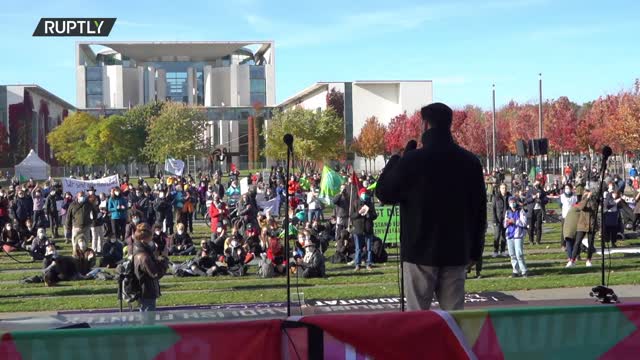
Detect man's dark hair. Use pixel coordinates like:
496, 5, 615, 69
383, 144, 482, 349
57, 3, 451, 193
421, 102, 453, 129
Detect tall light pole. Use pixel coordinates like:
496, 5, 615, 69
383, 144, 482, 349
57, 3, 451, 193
538, 73, 543, 138
492, 84, 497, 171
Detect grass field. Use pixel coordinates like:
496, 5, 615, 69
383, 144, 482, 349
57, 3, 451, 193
1, 203, 639, 313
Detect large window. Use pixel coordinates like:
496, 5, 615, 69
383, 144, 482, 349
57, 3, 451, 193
249, 65, 266, 106
166, 72, 188, 103
85, 66, 103, 107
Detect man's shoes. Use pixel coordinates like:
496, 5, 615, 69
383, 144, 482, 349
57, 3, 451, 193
509, 273, 520, 278
565, 261, 575, 268
476, 274, 482, 279
366, 265, 373, 272
586, 260, 593, 267
354, 266, 360, 272
347, 260, 355, 266
521, 273, 528, 278
501, 251, 508, 257
492, 252, 498, 258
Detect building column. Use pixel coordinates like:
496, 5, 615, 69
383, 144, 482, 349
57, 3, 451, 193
187, 67, 195, 105
156, 69, 166, 102
204, 65, 213, 106
147, 66, 156, 103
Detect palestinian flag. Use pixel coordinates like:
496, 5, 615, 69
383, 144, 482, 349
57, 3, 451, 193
319, 165, 345, 205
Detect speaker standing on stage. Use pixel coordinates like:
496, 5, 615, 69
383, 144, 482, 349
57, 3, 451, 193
376, 102, 487, 311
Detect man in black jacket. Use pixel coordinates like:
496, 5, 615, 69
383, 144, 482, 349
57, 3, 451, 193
376, 102, 486, 311
45, 189, 62, 238
492, 183, 510, 257
525, 180, 548, 245
332, 184, 350, 240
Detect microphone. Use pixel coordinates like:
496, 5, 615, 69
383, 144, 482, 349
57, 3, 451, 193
602, 146, 612, 161
404, 139, 417, 154
283, 134, 294, 152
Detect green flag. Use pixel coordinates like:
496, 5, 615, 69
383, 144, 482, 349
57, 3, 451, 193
299, 177, 311, 191
319, 165, 345, 204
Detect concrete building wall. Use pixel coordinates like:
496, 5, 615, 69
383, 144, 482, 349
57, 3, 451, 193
265, 63, 276, 106
156, 69, 166, 102
187, 67, 195, 105
104, 65, 124, 108
237, 65, 250, 106
122, 67, 140, 107
146, 66, 156, 104
137, 66, 144, 105
204, 65, 213, 106
229, 65, 238, 106
76, 65, 86, 108
399, 81, 432, 114
211, 67, 231, 106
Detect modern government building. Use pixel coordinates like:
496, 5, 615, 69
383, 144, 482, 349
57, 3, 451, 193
2, 41, 432, 171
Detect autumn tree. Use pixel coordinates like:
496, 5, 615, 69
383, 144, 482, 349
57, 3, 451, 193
612, 91, 640, 152
122, 101, 164, 173
47, 112, 100, 165
263, 107, 344, 171
85, 114, 136, 166
354, 116, 386, 172
384, 111, 422, 153
577, 95, 620, 152
452, 106, 488, 156
326, 88, 344, 119
143, 102, 207, 164
545, 97, 579, 153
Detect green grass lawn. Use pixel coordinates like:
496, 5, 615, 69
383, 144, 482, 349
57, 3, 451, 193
1, 202, 639, 313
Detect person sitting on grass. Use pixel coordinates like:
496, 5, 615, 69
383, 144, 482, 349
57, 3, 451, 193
152, 224, 170, 257
332, 229, 354, 264
29, 228, 50, 261
19, 218, 37, 248
73, 235, 96, 277
504, 196, 528, 278
43, 243, 82, 286
170, 223, 196, 256
224, 239, 248, 277
1, 222, 22, 253
100, 236, 123, 268
294, 238, 325, 278
267, 236, 286, 275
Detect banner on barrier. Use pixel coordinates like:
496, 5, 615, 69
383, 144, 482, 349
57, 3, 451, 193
373, 205, 400, 243
61, 175, 119, 197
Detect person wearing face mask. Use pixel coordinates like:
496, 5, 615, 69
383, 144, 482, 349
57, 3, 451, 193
0, 190, 9, 230
524, 180, 548, 245
31, 185, 46, 229
151, 224, 170, 257
567, 188, 598, 267
153, 191, 173, 234
225, 180, 241, 208
350, 188, 378, 272
65, 191, 97, 257
45, 188, 62, 238
559, 184, 578, 249
603, 190, 623, 249
209, 194, 228, 240
108, 187, 128, 243
170, 223, 195, 256
1, 222, 22, 253
492, 183, 510, 258
29, 228, 50, 261
19, 218, 37, 246
60, 192, 74, 244
100, 233, 123, 268
73, 235, 96, 277
171, 184, 185, 228
133, 223, 168, 312
11, 189, 34, 230
504, 197, 528, 278
295, 238, 326, 279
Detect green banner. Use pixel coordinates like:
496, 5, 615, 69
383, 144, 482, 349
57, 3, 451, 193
373, 205, 400, 243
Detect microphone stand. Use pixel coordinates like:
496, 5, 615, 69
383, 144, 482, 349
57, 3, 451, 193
589, 153, 618, 303
381, 205, 404, 312
284, 144, 292, 316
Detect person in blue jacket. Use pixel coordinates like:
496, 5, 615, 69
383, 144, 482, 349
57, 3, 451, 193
504, 196, 528, 278
107, 187, 128, 242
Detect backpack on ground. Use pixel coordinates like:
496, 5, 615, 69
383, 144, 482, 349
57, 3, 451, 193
257, 257, 275, 278
116, 259, 141, 303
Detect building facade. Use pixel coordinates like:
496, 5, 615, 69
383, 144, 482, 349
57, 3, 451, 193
76, 41, 276, 169
0, 85, 74, 166
279, 80, 433, 171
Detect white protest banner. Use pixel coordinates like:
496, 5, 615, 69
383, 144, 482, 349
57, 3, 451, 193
240, 177, 249, 195
62, 175, 120, 197
256, 193, 280, 215
164, 158, 185, 176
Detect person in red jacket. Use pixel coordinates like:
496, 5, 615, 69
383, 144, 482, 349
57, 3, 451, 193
288, 176, 300, 195
209, 194, 228, 238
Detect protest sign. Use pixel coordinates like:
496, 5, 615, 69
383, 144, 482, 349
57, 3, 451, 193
62, 175, 120, 197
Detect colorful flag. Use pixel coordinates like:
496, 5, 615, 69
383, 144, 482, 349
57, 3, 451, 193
319, 165, 345, 204
351, 171, 362, 192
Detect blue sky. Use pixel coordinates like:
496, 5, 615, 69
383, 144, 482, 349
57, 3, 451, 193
0, 0, 638, 110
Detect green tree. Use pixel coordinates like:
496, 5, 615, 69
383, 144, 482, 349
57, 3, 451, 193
122, 101, 164, 173
263, 107, 344, 170
143, 102, 207, 164
85, 115, 135, 165
47, 112, 99, 165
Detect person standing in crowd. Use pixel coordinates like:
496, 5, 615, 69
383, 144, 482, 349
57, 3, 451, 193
504, 196, 528, 278
31, 186, 46, 229
0, 190, 9, 230
492, 183, 510, 257
11, 188, 33, 230
45, 187, 62, 238
65, 191, 97, 257
568, 188, 597, 267
133, 223, 167, 313
525, 180, 548, 245
559, 184, 578, 249
376, 102, 486, 311
350, 188, 377, 271
108, 187, 128, 243
632, 189, 640, 232
603, 190, 622, 249
332, 183, 350, 241
307, 186, 322, 222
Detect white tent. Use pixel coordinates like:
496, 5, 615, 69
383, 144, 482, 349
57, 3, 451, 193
14, 149, 50, 180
